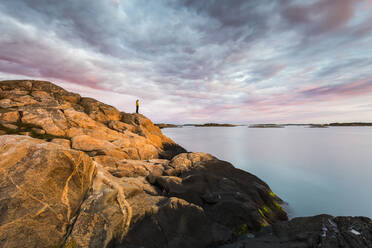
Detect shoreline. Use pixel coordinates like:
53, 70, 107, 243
159, 124, 372, 129
162, 125, 372, 219
0, 80, 371, 248
156, 122, 372, 129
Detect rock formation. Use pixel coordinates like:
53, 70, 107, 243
0, 80, 370, 248
220, 215, 372, 248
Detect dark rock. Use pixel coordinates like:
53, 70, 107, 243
221, 214, 372, 248
159, 142, 188, 160
122, 197, 215, 248
151, 153, 288, 235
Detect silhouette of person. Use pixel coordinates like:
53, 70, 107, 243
136, 99, 139, 114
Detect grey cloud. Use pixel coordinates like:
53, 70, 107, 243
0, 0, 372, 123
180, 0, 272, 28
280, 0, 359, 36
0, 0, 280, 87
277, 0, 372, 62
299, 79, 372, 98
178, 0, 276, 46
246, 64, 286, 84
317, 59, 372, 78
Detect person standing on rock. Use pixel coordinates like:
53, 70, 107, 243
136, 99, 139, 114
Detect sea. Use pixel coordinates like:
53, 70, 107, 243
163, 126, 372, 218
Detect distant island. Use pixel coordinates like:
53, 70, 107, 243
308, 124, 328, 128
156, 122, 372, 129
193, 123, 237, 127
287, 122, 372, 127
327, 122, 372, 126
305, 123, 372, 127
155, 123, 181, 129
249, 124, 284, 128
249, 123, 372, 128
156, 123, 237, 128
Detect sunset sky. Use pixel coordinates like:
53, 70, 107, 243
1, 0, 372, 124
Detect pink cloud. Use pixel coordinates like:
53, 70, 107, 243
281, 0, 362, 35
237, 78, 372, 114
299, 79, 372, 98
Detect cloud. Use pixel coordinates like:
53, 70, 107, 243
299, 79, 372, 98
280, 0, 359, 36
0, 0, 372, 123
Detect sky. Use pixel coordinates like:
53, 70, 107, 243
1, 0, 372, 124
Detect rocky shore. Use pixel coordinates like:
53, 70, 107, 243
0, 80, 371, 248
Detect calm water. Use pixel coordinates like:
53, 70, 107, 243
163, 126, 372, 218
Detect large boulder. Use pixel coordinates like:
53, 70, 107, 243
0, 135, 96, 248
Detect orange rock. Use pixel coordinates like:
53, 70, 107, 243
0, 135, 96, 247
